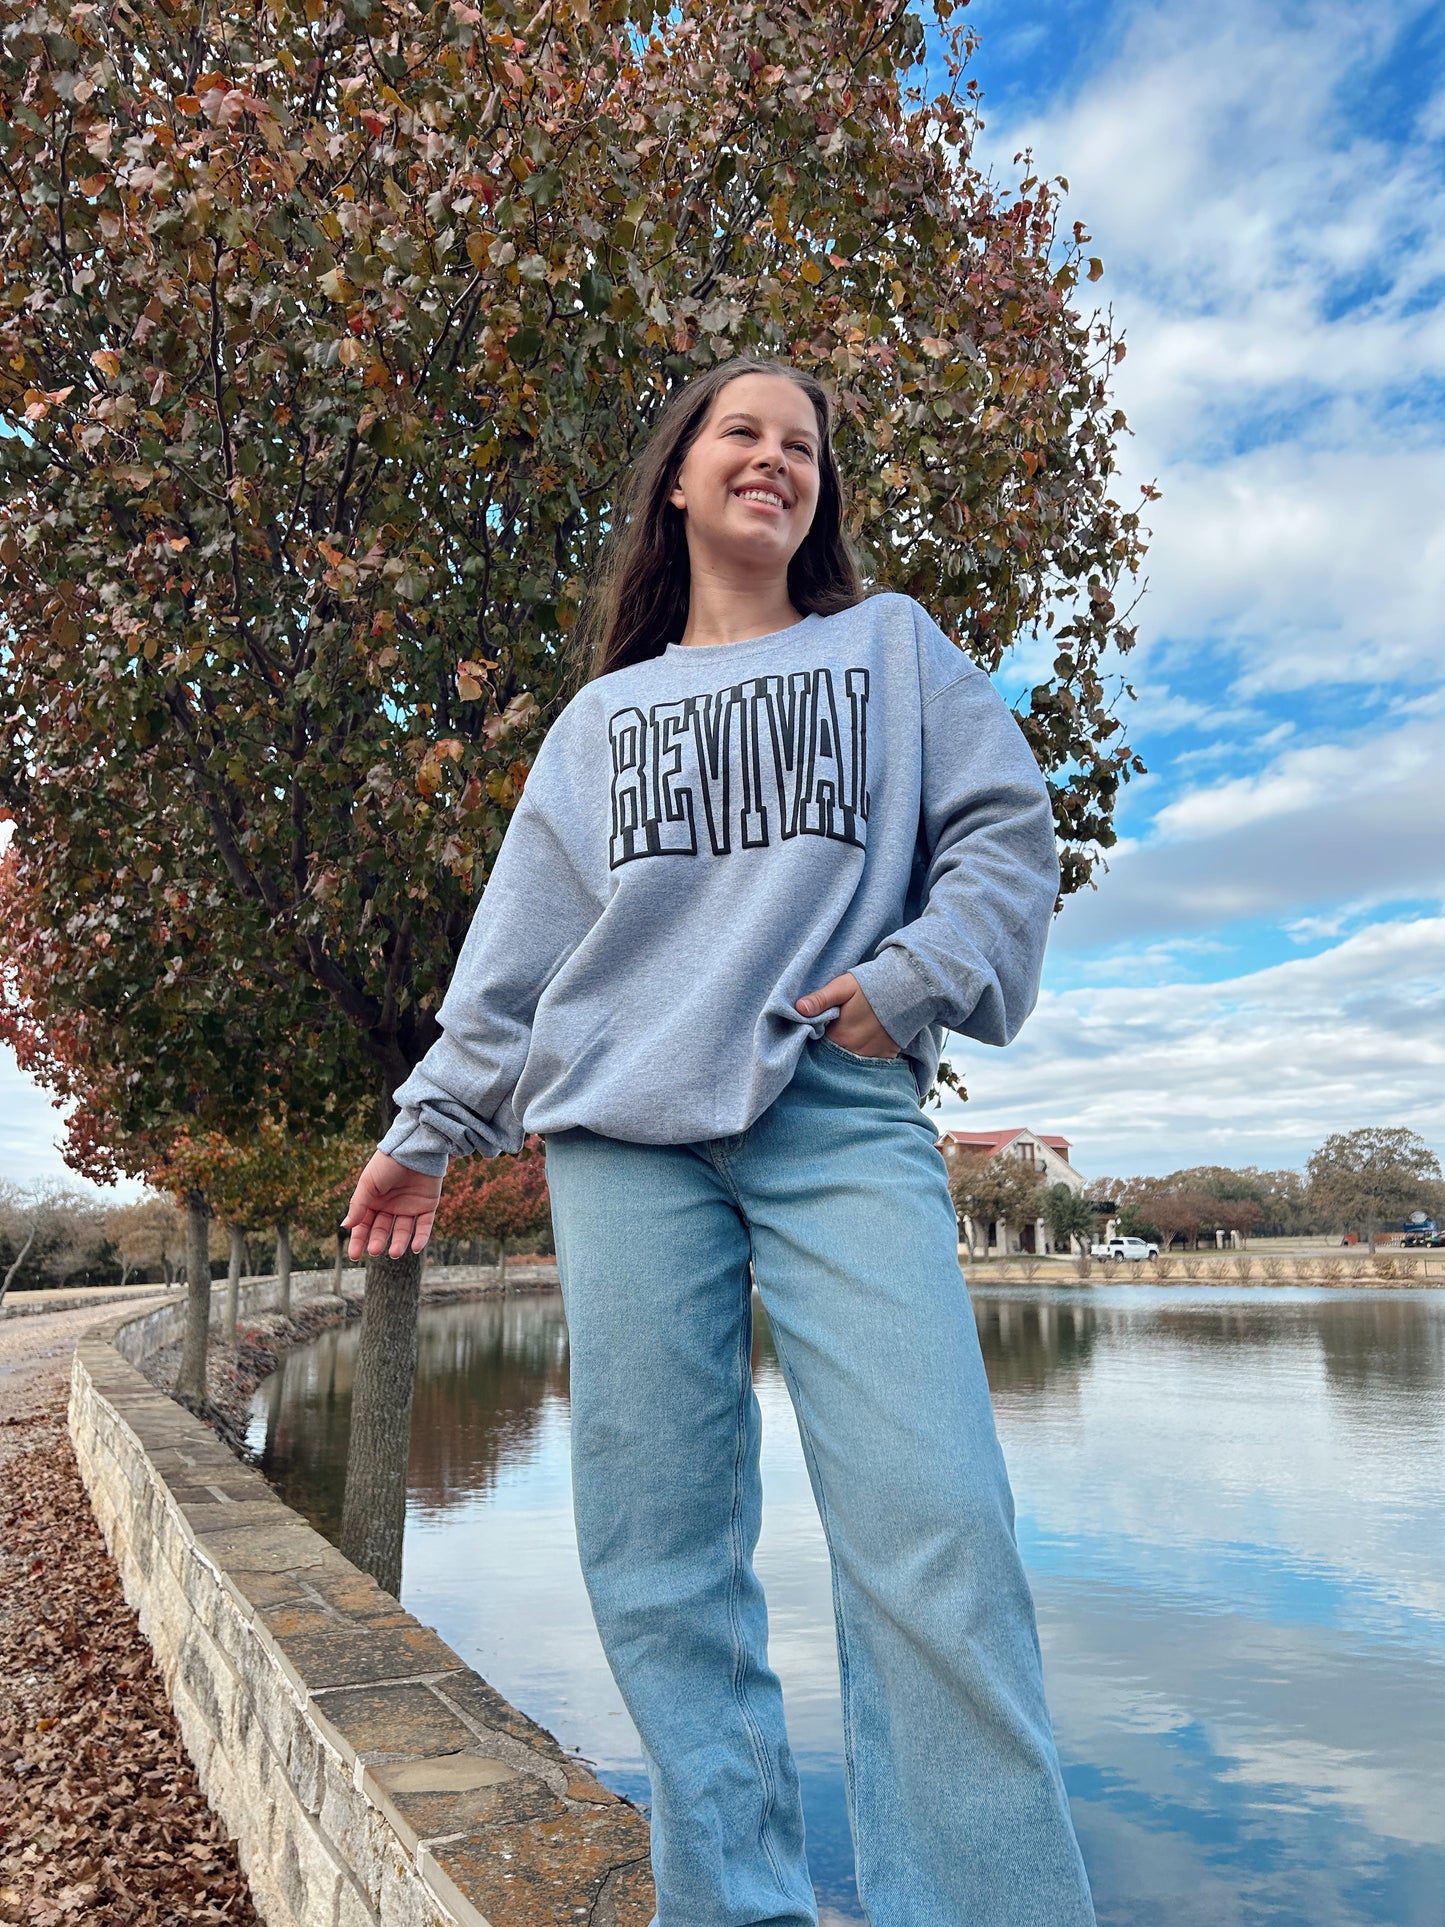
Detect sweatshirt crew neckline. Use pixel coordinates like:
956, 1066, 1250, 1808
663, 611, 821, 658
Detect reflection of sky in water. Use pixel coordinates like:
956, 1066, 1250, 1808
251, 1287, 1445, 1926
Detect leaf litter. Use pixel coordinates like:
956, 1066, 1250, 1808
0, 1411, 262, 1925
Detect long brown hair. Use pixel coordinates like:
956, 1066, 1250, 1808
569, 354, 866, 690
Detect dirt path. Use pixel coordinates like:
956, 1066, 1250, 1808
0, 1299, 171, 1451
0, 1300, 262, 1924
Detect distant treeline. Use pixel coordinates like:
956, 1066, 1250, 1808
1097, 1130, 1443, 1248
0, 1179, 555, 1295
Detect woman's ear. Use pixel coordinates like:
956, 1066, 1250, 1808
668, 479, 686, 512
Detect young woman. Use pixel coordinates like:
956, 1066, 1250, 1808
343, 354, 1096, 1927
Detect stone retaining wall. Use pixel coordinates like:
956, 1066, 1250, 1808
68, 1278, 653, 1927
107, 1267, 362, 1368
2, 1283, 185, 1320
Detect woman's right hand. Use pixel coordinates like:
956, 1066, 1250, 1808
342, 1151, 444, 1262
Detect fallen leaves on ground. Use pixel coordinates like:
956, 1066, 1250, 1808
0, 1417, 262, 1925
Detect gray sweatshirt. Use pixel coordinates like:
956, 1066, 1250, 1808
378, 591, 1060, 1176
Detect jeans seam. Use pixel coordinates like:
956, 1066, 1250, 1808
765, 1322, 867, 1893
726, 1274, 789, 1894
705, 1138, 748, 1208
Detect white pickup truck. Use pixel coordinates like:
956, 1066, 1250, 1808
1090, 1235, 1159, 1262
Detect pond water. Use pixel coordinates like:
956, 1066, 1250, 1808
248, 1286, 1445, 1927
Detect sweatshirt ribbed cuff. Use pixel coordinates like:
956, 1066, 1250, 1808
376, 1111, 454, 1180
850, 945, 955, 1052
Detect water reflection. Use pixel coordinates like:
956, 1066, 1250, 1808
250, 1286, 1445, 1926
251, 1299, 569, 1541
1314, 1293, 1445, 1399
972, 1295, 1097, 1401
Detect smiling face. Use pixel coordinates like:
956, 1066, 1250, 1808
667, 372, 822, 575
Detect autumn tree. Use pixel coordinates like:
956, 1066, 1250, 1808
946, 1152, 1045, 1263
1240, 1167, 1311, 1237
432, 1136, 551, 1287
1, 0, 1149, 1582
1108, 1173, 1236, 1251
142, 1128, 237, 1402
186, 1131, 259, 1341
0, 0, 1147, 1094
103, 1194, 185, 1287
1134, 1183, 1211, 1252
1211, 1196, 1265, 1248
1166, 1165, 1275, 1246
1306, 1128, 1444, 1254
165, 1115, 370, 1338
296, 1130, 376, 1294
0, 844, 352, 1392
1110, 1161, 1405, 1252
234, 1132, 315, 1319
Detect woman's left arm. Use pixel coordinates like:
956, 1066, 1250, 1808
847, 664, 1061, 1050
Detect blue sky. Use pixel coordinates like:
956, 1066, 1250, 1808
3, 0, 1443, 1192
947, 0, 1445, 1175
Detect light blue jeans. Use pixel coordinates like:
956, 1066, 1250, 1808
542, 1035, 1094, 1927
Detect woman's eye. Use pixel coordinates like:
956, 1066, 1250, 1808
723, 423, 813, 456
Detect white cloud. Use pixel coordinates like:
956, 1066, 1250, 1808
1422, 86, 1445, 142
1119, 683, 1236, 739
1059, 715, 1445, 946
1150, 721, 1434, 841
1169, 721, 1286, 770
943, 914, 1445, 1175
977, 0, 1445, 693
991, 2, 1445, 412
1285, 907, 1363, 944
1067, 935, 1232, 983
1136, 445, 1445, 692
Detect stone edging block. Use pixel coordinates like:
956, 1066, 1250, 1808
67, 1281, 654, 1927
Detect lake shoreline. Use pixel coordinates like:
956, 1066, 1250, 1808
965, 1262, 1442, 1289
149, 1257, 1440, 1471
137, 1264, 562, 1462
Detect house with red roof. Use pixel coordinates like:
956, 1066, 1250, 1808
935, 1126, 1090, 1257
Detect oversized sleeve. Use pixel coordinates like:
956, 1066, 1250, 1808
376, 731, 603, 1177
847, 661, 1060, 1051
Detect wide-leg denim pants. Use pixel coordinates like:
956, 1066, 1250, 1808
542, 1035, 1095, 1927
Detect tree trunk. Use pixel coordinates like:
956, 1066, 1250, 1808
497, 1239, 508, 1291
332, 1230, 345, 1294
276, 1221, 292, 1317
174, 1190, 212, 1407
225, 1223, 245, 1343
338, 1249, 421, 1597
1, 1225, 38, 1309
